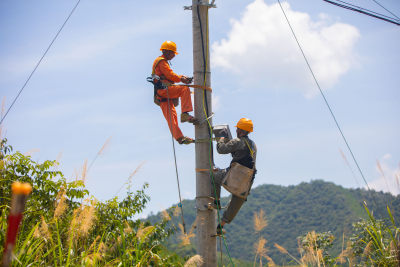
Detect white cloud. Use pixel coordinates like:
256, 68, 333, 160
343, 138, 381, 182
211, 0, 360, 98
369, 154, 400, 195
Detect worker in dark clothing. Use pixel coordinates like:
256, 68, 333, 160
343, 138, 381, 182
212, 118, 257, 235
152, 41, 198, 144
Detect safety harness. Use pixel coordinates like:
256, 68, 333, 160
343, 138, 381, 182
146, 56, 179, 107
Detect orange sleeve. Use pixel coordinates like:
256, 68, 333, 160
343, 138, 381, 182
157, 60, 182, 83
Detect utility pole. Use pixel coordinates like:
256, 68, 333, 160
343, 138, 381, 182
190, 0, 217, 266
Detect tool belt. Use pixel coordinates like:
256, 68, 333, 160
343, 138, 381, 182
222, 162, 254, 200
146, 76, 179, 107
221, 138, 256, 199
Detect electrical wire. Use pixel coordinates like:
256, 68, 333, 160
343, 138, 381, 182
370, 0, 400, 20
0, 0, 82, 126
277, 0, 373, 192
322, 0, 400, 26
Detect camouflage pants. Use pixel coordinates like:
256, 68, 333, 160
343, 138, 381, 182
212, 168, 246, 224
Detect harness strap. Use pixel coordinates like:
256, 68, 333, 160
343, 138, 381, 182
172, 84, 212, 91
196, 168, 210, 172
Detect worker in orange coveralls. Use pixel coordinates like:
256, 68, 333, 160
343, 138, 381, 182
152, 41, 198, 144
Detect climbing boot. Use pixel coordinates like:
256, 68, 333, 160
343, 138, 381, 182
216, 223, 226, 236
181, 112, 199, 125
177, 136, 194, 145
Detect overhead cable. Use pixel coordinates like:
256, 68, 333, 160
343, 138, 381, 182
371, 0, 400, 20
276, 0, 372, 192
322, 0, 400, 26
0, 0, 82, 126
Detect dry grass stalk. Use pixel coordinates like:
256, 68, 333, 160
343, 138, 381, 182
128, 161, 145, 184
377, 160, 391, 193
136, 225, 154, 242
362, 240, 373, 259
39, 216, 51, 241
78, 200, 97, 238
54, 189, 67, 219
109, 236, 122, 254
254, 237, 268, 266
316, 249, 324, 267
88, 235, 101, 252
255, 237, 268, 258
178, 223, 195, 246
97, 137, 112, 156
81, 160, 88, 185
1, 97, 5, 118
274, 243, 288, 255
124, 221, 133, 234
161, 209, 171, 222
173, 205, 181, 217
266, 256, 276, 267
184, 255, 203, 267
254, 209, 267, 233
275, 243, 302, 265
68, 208, 80, 243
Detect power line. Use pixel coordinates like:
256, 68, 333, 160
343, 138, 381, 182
322, 0, 400, 26
0, 0, 82, 126
371, 0, 400, 20
277, 0, 372, 192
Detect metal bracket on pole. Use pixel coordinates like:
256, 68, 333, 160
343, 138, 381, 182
184, 0, 216, 10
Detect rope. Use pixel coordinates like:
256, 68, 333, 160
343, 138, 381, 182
0, 0, 82, 126
196, 2, 235, 266
165, 87, 187, 234
277, 0, 375, 195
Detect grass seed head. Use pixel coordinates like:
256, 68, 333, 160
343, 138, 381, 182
54, 189, 67, 219
274, 243, 289, 255
39, 216, 51, 241
161, 209, 171, 222
78, 200, 97, 238
254, 237, 268, 258
184, 255, 204, 267
173, 205, 181, 217
362, 241, 373, 259
254, 209, 268, 233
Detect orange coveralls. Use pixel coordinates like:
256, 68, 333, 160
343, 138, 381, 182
153, 55, 193, 140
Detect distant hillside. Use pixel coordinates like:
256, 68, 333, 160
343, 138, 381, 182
147, 180, 400, 264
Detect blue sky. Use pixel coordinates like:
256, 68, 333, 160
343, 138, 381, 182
1, 0, 399, 217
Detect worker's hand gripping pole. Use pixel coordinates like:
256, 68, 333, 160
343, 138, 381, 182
1, 182, 32, 267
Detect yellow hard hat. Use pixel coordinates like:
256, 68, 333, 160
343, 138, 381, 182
235, 118, 253, 132
160, 41, 178, 54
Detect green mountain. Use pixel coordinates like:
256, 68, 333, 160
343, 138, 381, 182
147, 180, 400, 265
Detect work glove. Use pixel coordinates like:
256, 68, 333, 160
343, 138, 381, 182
181, 76, 193, 84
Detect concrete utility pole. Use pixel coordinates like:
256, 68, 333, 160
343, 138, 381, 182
191, 0, 217, 266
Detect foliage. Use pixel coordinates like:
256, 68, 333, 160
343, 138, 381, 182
349, 204, 399, 266
0, 138, 184, 266
149, 179, 400, 265
298, 231, 336, 265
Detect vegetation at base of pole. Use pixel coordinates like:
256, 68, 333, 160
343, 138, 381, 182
0, 138, 184, 266
1, 136, 399, 266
